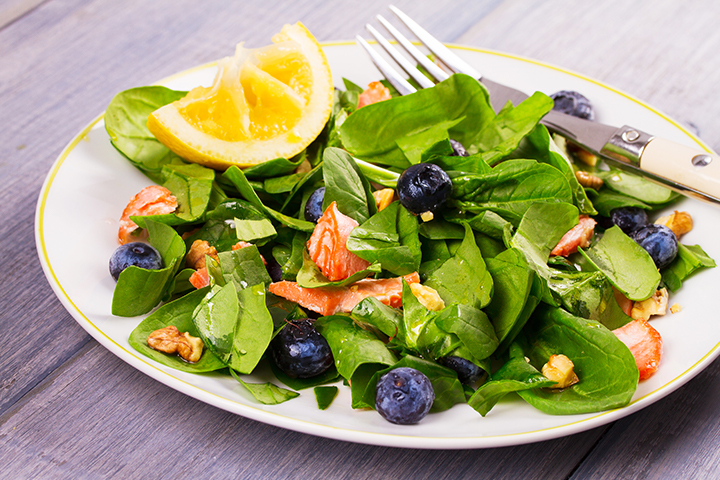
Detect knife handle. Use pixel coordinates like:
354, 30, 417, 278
639, 138, 720, 200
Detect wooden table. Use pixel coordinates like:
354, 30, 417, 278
4, 0, 720, 477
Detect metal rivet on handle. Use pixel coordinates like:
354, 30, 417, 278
622, 129, 641, 142
692, 154, 713, 167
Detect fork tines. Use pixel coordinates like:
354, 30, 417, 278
356, 5, 481, 95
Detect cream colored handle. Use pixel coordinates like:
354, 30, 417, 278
639, 138, 720, 199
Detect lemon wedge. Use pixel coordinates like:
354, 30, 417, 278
147, 22, 333, 169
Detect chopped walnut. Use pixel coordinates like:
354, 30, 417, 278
372, 188, 395, 212
186, 239, 218, 270
655, 211, 693, 238
147, 326, 204, 363
575, 171, 603, 190
410, 283, 445, 312
542, 354, 579, 389
670, 303, 682, 314
631, 288, 669, 321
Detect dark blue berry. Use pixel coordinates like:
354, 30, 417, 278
397, 163, 452, 215
631, 224, 678, 269
449, 139, 469, 157
271, 319, 333, 378
610, 207, 649, 235
304, 187, 325, 223
109, 242, 163, 281
375, 367, 434, 425
265, 254, 283, 283
550, 90, 595, 121
438, 356, 484, 385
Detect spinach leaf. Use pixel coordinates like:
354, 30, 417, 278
229, 284, 274, 373
424, 224, 493, 309
485, 248, 540, 352
579, 226, 660, 301
321, 147, 376, 224
264, 172, 306, 195
242, 155, 305, 178
516, 305, 638, 415
547, 269, 632, 330
362, 355, 466, 413
269, 361, 340, 391
272, 230, 307, 281
234, 218, 277, 244
586, 188, 651, 217
395, 119, 459, 165
314, 386, 339, 410
339, 74, 496, 168
346, 201, 422, 275
112, 220, 186, 317
223, 166, 315, 232
183, 198, 266, 251
418, 218, 465, 240
451, 159, 573, 223
229, 369, 299, 404
597, 170, 680, 205
507, 124, 596, 215
434, 304, 499, 360
468, 343, 555, 416
350, 296, 402, 338
662, 243, 716, 291
314, 315, 398, 409
217, 245, 272, 291
193, 282, 238, 363
104, 86, 187, 182
128, 288, 226, 372
296, 250, 381, 289
430, 152, 492, 174
475, 92, 554, 165
447, 209, 512, 240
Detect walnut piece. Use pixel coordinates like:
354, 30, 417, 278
670, 303, 682, 314
655, 210, 693, 238
410, 283, 445, 312
631, 288, 669, 321
574, 170, 604, 190
372, 188, 396, 212
542, 354, 579, 389
186, 239, 218, 270
147, 326, 204, 363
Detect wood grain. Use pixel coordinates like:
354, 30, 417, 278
3, 0, 720, 478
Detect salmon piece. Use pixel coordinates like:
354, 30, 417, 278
613, 287, 633, 316
357, 81, 392, 109
118, 185, 178, 244
550, 215, 597, 257
613, 318, 663, 381
307, 201, 370, 281
189, 267, 210, 289
268, 272, 421, 316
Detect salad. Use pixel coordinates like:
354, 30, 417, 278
102, 28, 715, 425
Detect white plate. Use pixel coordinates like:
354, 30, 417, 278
35, 42, 720, 449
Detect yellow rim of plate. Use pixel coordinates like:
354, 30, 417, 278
35, 41, 720, 448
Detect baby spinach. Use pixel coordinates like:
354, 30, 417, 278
128, 287, 226, 372
340, 74, 496, 168
230, 284, 275, 373
321, 147, 377, 224
516, 305, 638, 415
468, 343, 555, 416
579, 226, 660, 301
424, 224, 493, 309
296, 250, 381, 289
418, 218, 465, 240
662, 243, 716, 291
229, 369, 299, 405
223, 166, 315, 232
112, 220, 186, 317
434, 304, 499, 360
104, 86, 187, 182
451, 159, 573, 223
234, 218, 277, 244
597, 170, 680, 205
269, 361, 340, 391
216, 245, 271, 291
314, 386, 339, 410
346, 201, 422, 276
242, 155, 305, 178
586, 188, 651, 217
351, 296, 402, 339
395, 119, 459, 165
193, 282, 238, 363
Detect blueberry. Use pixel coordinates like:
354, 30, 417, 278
304, 187, 325, 223
449, 139, 469, 157
550, 90, 595, 121
438, 356, 484, 385
375, 367, 435, 425
109, 242, 163, 281
271, 319, 333, 378
265, 254, 283, 283
631, 224, 678, 269
396, 163, 452, 215
610, 207, 649, 235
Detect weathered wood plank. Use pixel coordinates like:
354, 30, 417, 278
0, 0, 47, 29
0, 343, 605, 479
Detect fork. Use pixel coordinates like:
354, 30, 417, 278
354, 6, 720, 205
